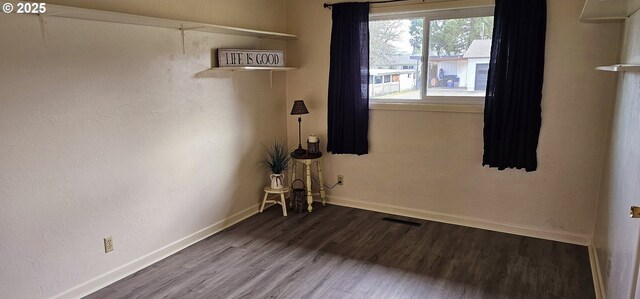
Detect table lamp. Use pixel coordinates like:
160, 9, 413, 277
290, 99, 309, 156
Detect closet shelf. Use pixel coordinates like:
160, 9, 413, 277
595, 64, 640, 72
36, 2, 297, 40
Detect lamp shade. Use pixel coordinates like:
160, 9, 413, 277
290, 100, 309, 115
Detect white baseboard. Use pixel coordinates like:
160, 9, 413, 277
588, 244, 606, 299
52, 203, 261, 299
326, 195, 592, 246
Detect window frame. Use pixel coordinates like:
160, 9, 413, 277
369, 6, 495, 107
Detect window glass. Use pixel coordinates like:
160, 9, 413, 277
369, 11, 494, 102
426, 16, 494, 97
369, 18, 423, 100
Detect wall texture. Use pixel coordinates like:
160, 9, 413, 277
0, 1, 287, 298
593, 11, 640, 299
285, 0, 621, 242
0, 0, 629, 297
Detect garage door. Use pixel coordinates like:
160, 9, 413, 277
475, 63, 489, 91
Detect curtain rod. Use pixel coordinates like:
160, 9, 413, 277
323, 0, 425, 9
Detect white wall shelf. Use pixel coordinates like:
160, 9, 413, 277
595, 64, 640, 72
195, 67, 297, 87
580, 16, 628, 23
28, 2, 297, 40
196, 67, 297, 77
203, 67, 297, 72
580, 0, 640, 23
18, 2, 301, 84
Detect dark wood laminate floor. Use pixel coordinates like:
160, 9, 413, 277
86, 204, 595, 299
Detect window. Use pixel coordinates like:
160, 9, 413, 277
369, 7, 494, 104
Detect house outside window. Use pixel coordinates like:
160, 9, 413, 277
369, 7, 494, 104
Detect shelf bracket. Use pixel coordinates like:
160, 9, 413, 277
180, 24, 186, 55
232, 73, 237, 92
38, 14, 48, 48
269, 71, 273, 88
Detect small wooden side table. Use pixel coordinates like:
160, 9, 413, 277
260, 186, 290, 217
290, 155, 326, 212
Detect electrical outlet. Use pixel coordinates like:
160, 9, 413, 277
606, 258, 612, 278
337, 175, 344, 185
104, 237, 114, 253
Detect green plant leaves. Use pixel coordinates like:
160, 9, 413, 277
261, 140, 291, 175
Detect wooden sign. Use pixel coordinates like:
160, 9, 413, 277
217, 49, 285, 67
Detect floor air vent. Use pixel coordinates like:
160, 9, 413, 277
382, 217, 422, 227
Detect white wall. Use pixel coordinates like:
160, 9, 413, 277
285, 0, 621, 243
593, 11, 640, 299
0, 1, 287, 298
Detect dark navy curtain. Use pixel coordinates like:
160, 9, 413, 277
327, 2, 370, 155
483, 0, 547, 171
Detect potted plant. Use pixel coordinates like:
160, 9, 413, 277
261, 140, 291, 190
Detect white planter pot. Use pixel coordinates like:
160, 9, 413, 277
270, 173, 284, 189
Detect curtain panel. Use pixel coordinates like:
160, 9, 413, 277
483, 0, 547, 171
327, 2, 370, 155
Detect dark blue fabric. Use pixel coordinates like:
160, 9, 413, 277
327, 2, 370, 155
483, 0, 547, 171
